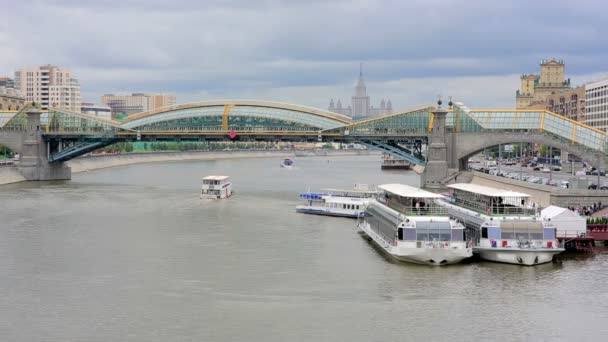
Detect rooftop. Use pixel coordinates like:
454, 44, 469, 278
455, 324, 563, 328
378, 184, 444, 199
448, 183, 530, 198
202, 175, 230, 181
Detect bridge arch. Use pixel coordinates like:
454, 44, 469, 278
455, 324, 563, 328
452, 131, 606, 170
121, 100, 352, 132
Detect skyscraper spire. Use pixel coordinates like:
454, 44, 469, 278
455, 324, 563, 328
360, 62, 363, 77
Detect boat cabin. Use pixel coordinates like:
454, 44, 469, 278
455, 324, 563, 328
201, 175, 232, 199
377, 183, 446, 216
447, 183, 535, 216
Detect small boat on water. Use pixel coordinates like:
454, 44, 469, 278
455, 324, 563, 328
439, 183, 564, 265
357, 184, 473, 265
296, 184, 378, 218
281, 158, 295, 168
200, 175, 232, 199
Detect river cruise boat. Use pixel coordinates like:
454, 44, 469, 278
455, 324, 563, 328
381, 153, 411, 170
440, 183, 564, 265
357, 184, 472, 265
200, 175, 233, 199
296, 185, 378, 218
280, 158, 294, 168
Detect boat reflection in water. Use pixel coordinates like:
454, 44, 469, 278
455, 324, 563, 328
357, 184, 473, 266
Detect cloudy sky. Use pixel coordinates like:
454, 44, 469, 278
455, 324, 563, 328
2, 0, 607, 111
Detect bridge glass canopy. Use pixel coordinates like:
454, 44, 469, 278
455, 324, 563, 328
123, 105, 346, 132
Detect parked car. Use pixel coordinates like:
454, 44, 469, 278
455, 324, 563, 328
600, 184, 608, 190
558, 180, 569, 188
588, 184, 598, 190
547, 179, 558, 186
552, 166, 562, 171
533, 166, 541, 171
541, 167, 551, 173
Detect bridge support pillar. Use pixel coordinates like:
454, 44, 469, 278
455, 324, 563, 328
16, 108, 71, 181
422, 106, 450, 189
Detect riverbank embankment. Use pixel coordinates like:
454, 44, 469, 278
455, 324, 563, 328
0, 149, 377, 186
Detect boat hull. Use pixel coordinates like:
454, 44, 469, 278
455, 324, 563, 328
296, 206, 361, 218
474, 247, 564, 266
358, 222, 472, 265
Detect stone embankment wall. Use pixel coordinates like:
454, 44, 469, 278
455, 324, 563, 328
0, 167, 26, 185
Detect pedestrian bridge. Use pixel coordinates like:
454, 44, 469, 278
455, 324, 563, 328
0, 100, 606, 179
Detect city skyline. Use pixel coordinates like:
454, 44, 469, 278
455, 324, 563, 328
2, 0, 608, 111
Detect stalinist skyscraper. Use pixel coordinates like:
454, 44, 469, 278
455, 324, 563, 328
351, 65, 370, 117
328, 64, 392, 119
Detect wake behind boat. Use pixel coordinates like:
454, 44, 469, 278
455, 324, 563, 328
357, 184, 472, 265
439, 183, 564, 265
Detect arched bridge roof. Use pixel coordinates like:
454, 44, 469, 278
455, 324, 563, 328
121, 100, 352, 131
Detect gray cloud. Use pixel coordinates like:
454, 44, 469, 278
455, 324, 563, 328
2, 0, 607, 110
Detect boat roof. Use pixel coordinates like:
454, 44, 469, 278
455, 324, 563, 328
378, 184, 444, 199
321, 188, 378, 194
322, 196, 369, 203
448, 183, 530, 198
202, 175, 230, 180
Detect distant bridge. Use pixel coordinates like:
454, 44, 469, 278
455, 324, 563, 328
0, 100, 606, 184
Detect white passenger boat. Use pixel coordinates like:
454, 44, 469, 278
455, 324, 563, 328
200, 175, 233, 199
440, 183, 564, 265
296, 184, 378, 218
357, 184, 473, 265
281, 158, 295, 168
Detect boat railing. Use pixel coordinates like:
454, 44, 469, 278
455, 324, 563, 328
409, 240, 466, 249
383, 199, 448, 216
453, 198, 536, 216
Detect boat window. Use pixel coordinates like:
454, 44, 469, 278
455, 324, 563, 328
397, 228, 404, 240
415, 221, 452, 241
404, 228, 416, 241
543, 228, 556, 240
488, 227, 501, 240
356, 205, 359, 210
451, 229, 464, 241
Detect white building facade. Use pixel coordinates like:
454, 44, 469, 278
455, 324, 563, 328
101, 93, 176, 117
14, 65, 81, 112
585, 78, 608, 131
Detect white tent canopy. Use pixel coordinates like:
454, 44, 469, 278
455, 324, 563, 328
541, 205, 587, 237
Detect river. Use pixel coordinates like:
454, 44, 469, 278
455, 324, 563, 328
1, 155, 607, 341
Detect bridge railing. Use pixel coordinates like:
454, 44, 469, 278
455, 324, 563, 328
132, 126, 321, 133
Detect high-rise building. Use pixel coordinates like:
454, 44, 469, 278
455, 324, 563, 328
101, 93, 176, 118
544, 87, 586, 122
328, 66, 393, 118
515, 59, 571, 109
14, 65, 81, 111
585, 78, 608, 131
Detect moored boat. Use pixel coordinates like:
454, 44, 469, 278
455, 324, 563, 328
357, 184, 473, 265
200, 175, 232, 199
296, 184, 378, 218
440, 183, 564, 265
